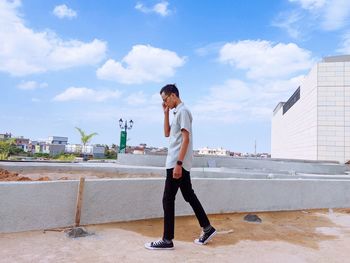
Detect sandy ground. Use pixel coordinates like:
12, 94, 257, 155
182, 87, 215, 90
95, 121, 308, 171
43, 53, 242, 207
1, 209, 350, 263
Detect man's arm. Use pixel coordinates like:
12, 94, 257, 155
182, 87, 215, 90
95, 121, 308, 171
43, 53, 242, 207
163, 102, 170, 137
173, 129, 189, 179
178, 129, 189, 162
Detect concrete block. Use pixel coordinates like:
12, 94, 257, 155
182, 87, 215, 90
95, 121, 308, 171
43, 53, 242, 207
0, 181, 78, 233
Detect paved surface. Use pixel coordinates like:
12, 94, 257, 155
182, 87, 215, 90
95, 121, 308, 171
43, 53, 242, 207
1, 209, 350, 263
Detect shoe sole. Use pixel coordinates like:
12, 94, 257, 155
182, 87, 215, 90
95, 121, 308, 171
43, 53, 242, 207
144, 244, 174, 250
194, 230, 217, 245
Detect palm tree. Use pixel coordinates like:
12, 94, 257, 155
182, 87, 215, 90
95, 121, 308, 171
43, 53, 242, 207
75, 127, 98, 160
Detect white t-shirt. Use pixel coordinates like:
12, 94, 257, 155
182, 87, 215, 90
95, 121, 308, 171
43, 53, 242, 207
165, 102, 193, 171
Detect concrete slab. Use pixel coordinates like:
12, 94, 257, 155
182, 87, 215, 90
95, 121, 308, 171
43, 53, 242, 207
2, 178, 350, 233
116, 154, 350, 174
2, 210, 350, 263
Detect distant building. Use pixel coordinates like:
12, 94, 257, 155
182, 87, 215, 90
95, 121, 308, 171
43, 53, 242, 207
229, 152, 242, 157
43, 136, 68, 156
29, 140, 46, 154
44, 144, 65, 156
146, 147, 168, 155
133, 146, 145, 155
65, 144, 83, 154
0, 133, 12, 140
198, 147, 230, 156
46, 136, 68, 145
272, 55, 350, 163
65, 144, 105, 158
90, 145, 105, 158
14, 136, 30, 152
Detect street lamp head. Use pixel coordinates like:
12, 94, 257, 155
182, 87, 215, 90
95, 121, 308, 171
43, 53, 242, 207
129, 119, 133, 129
119, 118, 123, 128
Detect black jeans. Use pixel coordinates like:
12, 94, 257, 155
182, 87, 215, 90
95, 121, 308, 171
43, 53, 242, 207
163, 168, 210, 240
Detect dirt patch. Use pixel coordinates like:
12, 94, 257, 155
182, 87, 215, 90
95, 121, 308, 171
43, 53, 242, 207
0, 168, 50, 181
0, 166, 162, 181
98, 209, 342, 249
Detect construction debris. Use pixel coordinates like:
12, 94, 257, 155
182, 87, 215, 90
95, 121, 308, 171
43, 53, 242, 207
65, 227, 93, 238
244, 214, 262, 223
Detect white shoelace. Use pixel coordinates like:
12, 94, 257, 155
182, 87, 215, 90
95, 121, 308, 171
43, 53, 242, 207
153, 239, 166, 246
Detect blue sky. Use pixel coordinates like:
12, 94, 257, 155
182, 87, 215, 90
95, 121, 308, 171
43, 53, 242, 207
1, 0, 350, 153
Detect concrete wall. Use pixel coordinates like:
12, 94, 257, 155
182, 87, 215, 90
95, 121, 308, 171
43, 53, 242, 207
272, 65, 318, 160
117, 154, 167, 167
272, 59, 350, 163
317, 61, 350, 162
2, 178, 350, 233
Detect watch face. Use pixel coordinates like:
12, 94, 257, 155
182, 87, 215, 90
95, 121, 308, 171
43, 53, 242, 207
177, 160, 183, 165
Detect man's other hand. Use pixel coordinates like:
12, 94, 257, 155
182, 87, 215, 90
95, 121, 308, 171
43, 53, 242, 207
173, 165, 182, 179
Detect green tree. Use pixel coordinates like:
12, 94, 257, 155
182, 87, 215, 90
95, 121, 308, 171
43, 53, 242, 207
75, 127, 98, 159
0, 139, 16, 160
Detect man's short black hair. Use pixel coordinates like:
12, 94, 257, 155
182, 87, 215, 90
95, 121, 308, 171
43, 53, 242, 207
160, 84, 179, 98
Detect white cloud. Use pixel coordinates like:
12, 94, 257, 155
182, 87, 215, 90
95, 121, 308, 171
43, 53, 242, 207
135, 1, 170, 16
125, 91, 147, 105
125, 91, 162, 106
338, 32, 350, 53
195, 42, 225, 57
75, 92, 164, 125
193, 41, 310, 123
219, 40, 314, 79
153, 2, 170, 16
271, 11, 303, 39
289, 0, 326, 10
97, 44, 185, 84
192, 76, 304, 123
17, 80, 48, 90
150, 92, 162, 104
288, 0, 350, 31
0, 0, 107, 76
53, 4, 77, 19
53, 87, 122, 102
321, 0, 350, 30
192, 79, 249, 122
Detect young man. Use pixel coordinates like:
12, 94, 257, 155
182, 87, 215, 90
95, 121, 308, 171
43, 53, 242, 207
145, 84, 216, 250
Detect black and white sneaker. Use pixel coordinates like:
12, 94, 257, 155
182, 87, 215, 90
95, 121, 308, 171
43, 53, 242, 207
194, 227, 217, 245
144, 239, 174, 250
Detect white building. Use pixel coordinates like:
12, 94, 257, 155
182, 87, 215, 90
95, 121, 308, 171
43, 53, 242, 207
198, 147, 230, 156
14, 136, 30, 152
272, 55, 350, 163
42, 136, 68, 156
46, 136, 68, 145
30, 140, 46, 154
44, 144, 65, 156
65, 144, 105, 158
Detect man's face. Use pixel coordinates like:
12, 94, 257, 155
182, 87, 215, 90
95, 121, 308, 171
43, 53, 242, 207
161, 92, 175, 109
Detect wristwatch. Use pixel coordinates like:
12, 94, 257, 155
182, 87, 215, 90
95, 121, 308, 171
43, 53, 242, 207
176, 160, 183, 166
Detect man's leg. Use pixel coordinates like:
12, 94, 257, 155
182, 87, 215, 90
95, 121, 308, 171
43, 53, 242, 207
179, 168, 216, 245
145, 169, 179, 250
179, 168, 210, 228
163, 168, 180, 240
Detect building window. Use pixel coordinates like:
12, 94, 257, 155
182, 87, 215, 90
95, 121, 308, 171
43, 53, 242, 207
283, 87, 300, 115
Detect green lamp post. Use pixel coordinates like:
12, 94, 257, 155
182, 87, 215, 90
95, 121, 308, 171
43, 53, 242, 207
118, 118, 133, 153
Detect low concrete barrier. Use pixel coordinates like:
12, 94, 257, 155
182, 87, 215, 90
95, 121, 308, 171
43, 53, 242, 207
116, 154, 349, 174
1, 178, 350, 233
